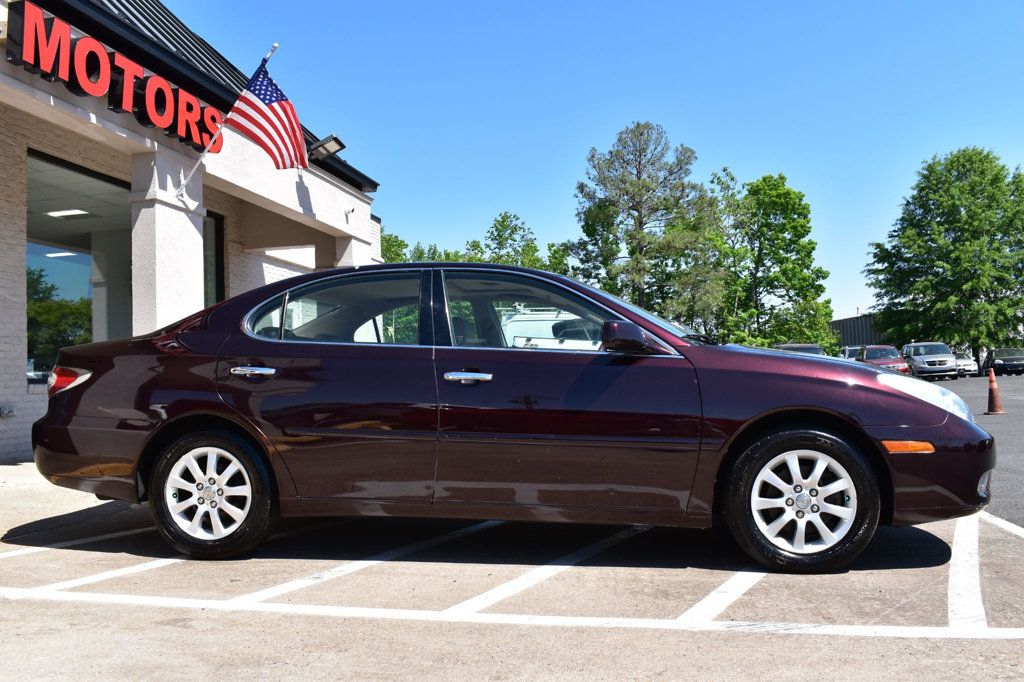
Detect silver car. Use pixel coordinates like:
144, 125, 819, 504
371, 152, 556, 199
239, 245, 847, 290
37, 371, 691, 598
955, 352, 979, 377
902, 342, 958, 380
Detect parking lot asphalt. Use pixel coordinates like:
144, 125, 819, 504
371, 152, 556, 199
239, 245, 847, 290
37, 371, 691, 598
1, 374, 1022, 678
946, 373, 1023, 526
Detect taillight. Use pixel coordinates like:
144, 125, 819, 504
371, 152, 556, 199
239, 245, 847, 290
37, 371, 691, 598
47, 367, 91, 397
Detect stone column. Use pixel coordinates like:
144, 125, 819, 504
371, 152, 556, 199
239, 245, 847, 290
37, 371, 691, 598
130, 150, 206, 335
90, 229, 133, 341
334, 235, 377, 267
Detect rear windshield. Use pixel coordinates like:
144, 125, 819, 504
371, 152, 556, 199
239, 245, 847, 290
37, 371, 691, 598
910, 343, 951, 356
866, 347, 900, 360
993, 348, 1024, 358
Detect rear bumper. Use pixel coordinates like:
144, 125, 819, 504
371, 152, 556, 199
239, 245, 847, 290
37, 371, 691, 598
866, 418, 995, 526
33, 416, 149, 503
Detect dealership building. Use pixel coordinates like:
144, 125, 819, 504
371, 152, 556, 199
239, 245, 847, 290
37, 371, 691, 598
0, 0, 382, 458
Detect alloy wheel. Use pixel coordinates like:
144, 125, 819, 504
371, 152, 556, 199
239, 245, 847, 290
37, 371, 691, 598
163, 446, 252, 540
750, 449, 857, 554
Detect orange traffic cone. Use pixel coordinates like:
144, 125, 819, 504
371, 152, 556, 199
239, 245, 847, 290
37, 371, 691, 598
985, 368, 1007, 415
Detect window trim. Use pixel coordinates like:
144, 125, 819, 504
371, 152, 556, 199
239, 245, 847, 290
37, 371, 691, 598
240, 265, 680, 356
241, 268, 430, 349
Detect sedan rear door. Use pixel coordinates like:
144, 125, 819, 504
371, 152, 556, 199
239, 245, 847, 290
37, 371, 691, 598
217, 269, 438, 503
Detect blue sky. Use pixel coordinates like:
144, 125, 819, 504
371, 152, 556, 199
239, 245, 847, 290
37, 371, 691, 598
166, 1, 1024, 319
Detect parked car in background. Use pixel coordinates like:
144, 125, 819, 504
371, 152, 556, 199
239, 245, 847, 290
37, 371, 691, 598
982, 348, 1024, 376
955, 352, 979, 377
32, 264, 995, 573
837, 346, 860, 360
774, 343, 827, 356
856, 345, 910, 373
901, 342, 958, 380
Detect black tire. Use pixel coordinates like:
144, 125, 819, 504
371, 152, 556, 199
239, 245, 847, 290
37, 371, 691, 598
149, 429, 277, 559
724, 428, 880, 573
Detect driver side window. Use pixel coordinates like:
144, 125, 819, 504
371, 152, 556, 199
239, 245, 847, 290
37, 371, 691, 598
442, 271, 611, 351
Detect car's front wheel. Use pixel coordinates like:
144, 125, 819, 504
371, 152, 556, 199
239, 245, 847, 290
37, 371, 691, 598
150, 429, 277, 559
725, 428, 880, 573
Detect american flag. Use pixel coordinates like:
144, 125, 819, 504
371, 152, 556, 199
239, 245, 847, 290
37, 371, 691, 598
225, 61, 308, 170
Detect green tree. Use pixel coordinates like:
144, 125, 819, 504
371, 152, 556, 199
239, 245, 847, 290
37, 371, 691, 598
560, 198, 623, 295
380, 227, 408, 263
407, 242, 464, 262
545, 241, 570, 276
658, 185, 727, 335
866, 147, 1024, 360
713, 173, 835, 348
576, 122, 699, 309
387, 212, 560, 268
27, 267, 91, 371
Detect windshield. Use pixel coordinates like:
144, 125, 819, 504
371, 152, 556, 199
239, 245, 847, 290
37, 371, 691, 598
994, 348, 1024, 358
866, 347, 900, 360
574, 281, 699, 343
911, 343, 951, 356
956, 353, 971, 360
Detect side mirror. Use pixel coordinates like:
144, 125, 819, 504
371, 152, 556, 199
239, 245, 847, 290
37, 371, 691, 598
601, 320, 649, 353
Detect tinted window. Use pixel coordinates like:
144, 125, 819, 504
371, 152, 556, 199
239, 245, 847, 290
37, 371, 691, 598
443, 271, 611, 351
249, 272, 422, 344
866, 347, 900, 360
993, 348, 1024, 358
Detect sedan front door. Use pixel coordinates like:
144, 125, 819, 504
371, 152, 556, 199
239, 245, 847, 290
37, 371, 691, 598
432, 269, 702, 512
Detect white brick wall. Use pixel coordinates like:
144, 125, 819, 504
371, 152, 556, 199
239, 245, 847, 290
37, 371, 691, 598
205, 187, 313, 298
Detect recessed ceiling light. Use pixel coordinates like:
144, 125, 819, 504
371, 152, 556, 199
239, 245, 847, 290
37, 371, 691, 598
45, 252, 76, 258
46, 209, 89, 218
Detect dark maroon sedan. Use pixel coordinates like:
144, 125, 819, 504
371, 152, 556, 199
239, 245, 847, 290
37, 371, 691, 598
33, 264, 994, 572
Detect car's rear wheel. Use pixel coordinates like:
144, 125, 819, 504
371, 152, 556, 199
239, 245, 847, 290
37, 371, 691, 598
725, 428, 880, 573
150, 429, 276, 559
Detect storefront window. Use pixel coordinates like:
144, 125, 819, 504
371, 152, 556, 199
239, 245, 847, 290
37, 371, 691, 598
26, 152, 131, 381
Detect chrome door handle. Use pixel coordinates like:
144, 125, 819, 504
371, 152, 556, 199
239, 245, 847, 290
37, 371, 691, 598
444, 371, 493, 384
230, 366, 276, 378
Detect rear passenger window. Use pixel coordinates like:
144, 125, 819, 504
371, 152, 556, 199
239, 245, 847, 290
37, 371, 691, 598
248, 272, 422, 345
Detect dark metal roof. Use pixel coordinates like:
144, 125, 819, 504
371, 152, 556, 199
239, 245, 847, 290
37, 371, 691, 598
31, 0, 379, 193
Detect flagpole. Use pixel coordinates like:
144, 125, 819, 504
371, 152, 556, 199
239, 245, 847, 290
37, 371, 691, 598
175, 42, 280, 199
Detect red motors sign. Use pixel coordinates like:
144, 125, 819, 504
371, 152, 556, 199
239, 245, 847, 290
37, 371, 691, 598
4, 0, 223, 152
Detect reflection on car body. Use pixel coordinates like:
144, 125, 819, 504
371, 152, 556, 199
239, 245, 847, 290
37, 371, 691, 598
32, 264, 994, 573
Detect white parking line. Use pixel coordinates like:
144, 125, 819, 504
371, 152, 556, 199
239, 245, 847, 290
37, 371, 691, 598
36, 557, 186, 592
947, 514, 987, 628
16, 521, 332, 593
676, 569, 767, 623
0, 527, 154, 560
980, 510, 1024, 541
445, 525, 649, 614
229, 520, 503, 604
2, 587, 1023, 640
